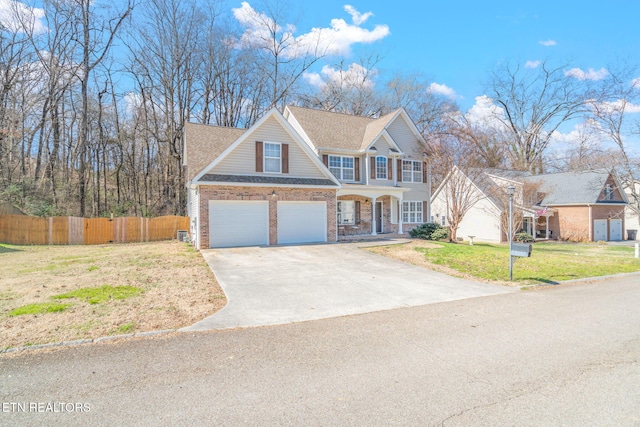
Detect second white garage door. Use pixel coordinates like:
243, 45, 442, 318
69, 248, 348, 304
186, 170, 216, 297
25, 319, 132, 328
209, 200, 269, 248
610, 219, 623, 241
277, 201, 327, 244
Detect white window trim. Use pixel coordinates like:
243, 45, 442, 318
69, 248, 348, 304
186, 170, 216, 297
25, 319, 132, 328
402, 201, 423, 224
329, 155, 355, 182
264, 141, 282, 174
376, 156, 388, 180
402, 160, 422, 183
337, 200, 356, 225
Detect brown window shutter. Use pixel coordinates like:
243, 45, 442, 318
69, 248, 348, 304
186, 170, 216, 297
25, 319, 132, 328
282, 144, 289, 174
322, 154, 328, 167
423, 201, 428, 223
387, 158, 392, 180
255, 141, 263, 172
355, 201, 361, 223
354, 158, 360, 181
397, 159, 403, 182
422, 161, 428, 183
370, 157, 376, 179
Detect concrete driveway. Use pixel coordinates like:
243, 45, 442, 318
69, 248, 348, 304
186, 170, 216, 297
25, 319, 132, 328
183, 241, 512, 331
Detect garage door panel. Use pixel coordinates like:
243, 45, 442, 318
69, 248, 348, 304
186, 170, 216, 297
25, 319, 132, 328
610, 219, 622, 241
594, 219, 607, 241
209, 201, 268, 248
277, 202, 327, 244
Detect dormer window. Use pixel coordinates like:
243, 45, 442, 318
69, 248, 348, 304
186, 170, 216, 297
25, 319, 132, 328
604, 184, 614, 201
376, 156, 388, 180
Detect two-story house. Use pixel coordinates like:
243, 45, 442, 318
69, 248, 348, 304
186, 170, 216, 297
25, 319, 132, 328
183, 106, 430, 249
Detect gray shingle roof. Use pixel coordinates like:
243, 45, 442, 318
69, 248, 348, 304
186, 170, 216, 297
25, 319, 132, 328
522, 169, 619, 205
200, 174, 338, 187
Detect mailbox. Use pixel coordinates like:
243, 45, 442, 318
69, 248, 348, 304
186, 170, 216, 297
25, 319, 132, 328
511, 243, 532, 258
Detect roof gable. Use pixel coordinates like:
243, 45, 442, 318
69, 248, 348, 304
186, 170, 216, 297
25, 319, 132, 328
191, 108, 340, 186
523, 170, 627, 205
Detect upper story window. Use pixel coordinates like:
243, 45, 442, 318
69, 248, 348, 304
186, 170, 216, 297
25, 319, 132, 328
264, 142, 281, 173
329, 155, 355, 181
402, 160, 422, 183
376, 156, 387, 180
604, 184, 614, 200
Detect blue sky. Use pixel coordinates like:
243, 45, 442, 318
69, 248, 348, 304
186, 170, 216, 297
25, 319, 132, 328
270, 0, 640, 111
228, 0, 640, 154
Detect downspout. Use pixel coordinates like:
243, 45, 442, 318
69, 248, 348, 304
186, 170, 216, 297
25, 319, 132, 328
588, 204, 593, 241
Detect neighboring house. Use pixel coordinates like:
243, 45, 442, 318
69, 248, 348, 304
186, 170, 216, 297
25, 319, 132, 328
431, 168, 629, 243
623, 180, 640, 240
183, 106, 431, 249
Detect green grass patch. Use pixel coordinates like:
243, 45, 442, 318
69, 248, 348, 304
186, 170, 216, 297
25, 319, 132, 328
52, 285, 144, 305
412, 242, 640, 284
8, 302, 71, 316
87, 265, 99, 271
116, 322, 136, 334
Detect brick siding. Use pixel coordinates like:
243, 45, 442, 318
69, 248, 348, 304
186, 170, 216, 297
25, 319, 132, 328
198, 185, 337, 249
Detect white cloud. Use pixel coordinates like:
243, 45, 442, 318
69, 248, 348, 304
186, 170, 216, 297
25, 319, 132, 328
232, 2, 389, 58
465, 95, 507, 129
0, 0, 46, 34
427, 82, 456, 99
303, 62, 376, 90
525, 60, 541, 69
631, 77, 640, 89
344, 5, 373, 26
539, 39, 557, 47
564, 67, 609, 81
594, 99, 640, 114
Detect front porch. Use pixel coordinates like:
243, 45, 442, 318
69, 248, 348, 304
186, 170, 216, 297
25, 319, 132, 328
522, 207, 557, 240
336, 184, 420, 241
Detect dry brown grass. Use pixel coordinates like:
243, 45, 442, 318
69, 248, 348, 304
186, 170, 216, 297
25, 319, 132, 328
0, 241, 225, 349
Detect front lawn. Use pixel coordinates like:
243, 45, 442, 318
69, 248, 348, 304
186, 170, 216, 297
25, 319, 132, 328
367, 241, 640, 285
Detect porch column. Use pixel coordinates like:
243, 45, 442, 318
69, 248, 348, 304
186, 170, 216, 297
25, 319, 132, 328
371, 197, 377, 236
532, 218, 536, 239
545, 215, 550, 239
398, 196, 403, 234
365, 153, 370, 186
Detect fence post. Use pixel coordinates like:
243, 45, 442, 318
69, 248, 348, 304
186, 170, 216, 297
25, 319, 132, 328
48, 217, 53, 245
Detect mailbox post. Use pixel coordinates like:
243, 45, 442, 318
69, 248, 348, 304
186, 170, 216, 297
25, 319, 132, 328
507, 185, 515, 280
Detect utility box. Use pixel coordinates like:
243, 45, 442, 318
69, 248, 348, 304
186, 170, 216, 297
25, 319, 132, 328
511, 243, 532, 258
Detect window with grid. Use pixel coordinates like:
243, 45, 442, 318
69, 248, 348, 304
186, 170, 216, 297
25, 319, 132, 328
376, 156, 387, 180
402, 160, 422, 182
329, 156, 355, 181
402, 201, 423, 223
337, 201, 355, 225
264, 142, 281, 173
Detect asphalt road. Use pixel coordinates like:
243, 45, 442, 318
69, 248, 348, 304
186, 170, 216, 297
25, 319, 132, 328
1, 275, 639, 426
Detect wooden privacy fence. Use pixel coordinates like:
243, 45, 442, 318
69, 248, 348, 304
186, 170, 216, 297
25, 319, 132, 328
0, 215, 190, 245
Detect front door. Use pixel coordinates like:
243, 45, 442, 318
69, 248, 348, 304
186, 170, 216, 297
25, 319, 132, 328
376, 201, 383, 233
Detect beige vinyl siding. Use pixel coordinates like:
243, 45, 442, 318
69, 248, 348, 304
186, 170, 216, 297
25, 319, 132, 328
386, 116, 423, 158
370, 134, 397, 155
431, 185, 502, 243
286, 114, 317, 154
211, 116, 326, 179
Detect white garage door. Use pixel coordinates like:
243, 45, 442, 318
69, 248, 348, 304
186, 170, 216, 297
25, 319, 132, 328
209, 201, 269, 248
277, 201, 327, 244
610, 219, 623, 241
593, 219, 607, 241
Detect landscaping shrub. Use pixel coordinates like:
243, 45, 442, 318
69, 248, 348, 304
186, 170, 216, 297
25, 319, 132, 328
515, 232, 534, 243
409, 223, 448, 240
431, 227, 450, 241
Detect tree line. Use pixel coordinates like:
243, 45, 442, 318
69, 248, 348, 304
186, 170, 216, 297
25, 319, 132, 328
0, 0, 638, 224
